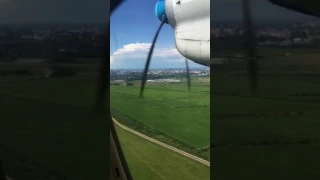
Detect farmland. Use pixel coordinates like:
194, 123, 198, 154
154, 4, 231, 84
110, 76, 210, 178
115, 123, 210, 180
211, 47, 320, 179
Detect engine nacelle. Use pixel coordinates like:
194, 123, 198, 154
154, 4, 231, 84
155, 0, 210, 66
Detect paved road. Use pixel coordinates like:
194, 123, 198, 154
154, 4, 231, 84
112, 118, 210, 167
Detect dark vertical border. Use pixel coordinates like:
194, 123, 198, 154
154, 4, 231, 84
109, 1, 133, 179
209, 67, 213, 179
209, 0, 213, 178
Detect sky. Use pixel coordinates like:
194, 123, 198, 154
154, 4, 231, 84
110, 0, 206, 70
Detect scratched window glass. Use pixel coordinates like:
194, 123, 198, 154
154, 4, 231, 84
110, 0, 210, 179
0, 1, 109, 180
211, 0, 320, 179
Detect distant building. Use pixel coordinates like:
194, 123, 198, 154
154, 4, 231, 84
114, 80, 126, 83
111, 80, 134, 86
147, 79, 181, 83
123, 82, 134, 86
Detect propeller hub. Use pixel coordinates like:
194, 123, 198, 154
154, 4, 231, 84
155, 0, 168, 23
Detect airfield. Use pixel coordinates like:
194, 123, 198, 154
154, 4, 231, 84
211, 47, 320, 179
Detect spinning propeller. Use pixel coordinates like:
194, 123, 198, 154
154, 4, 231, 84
139, 0, 191, 97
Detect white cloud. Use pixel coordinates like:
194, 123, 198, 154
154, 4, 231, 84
110, 42, 184, 66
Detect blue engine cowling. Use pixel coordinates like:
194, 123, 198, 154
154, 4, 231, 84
155, 0, 169, 23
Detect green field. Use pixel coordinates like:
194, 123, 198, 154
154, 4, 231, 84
110, 83, 210, 148
211, 47, 320, 179
110, 77, 210, 178
115, 123, 210, 180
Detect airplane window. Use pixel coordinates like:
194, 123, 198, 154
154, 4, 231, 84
110, 0, 210, 179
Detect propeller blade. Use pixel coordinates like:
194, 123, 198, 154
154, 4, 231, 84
139, 18, 167, 98
242, 0, 258, 94
185, 58, 191, 91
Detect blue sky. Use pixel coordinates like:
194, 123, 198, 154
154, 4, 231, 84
110, 0, 206, 69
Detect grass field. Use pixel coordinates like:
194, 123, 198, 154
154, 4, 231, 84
211, 47, 320, 179
115, 124, 210, 180
110, 77, 210, 178
110, 83, 210, 148
110, 79, 210, 147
